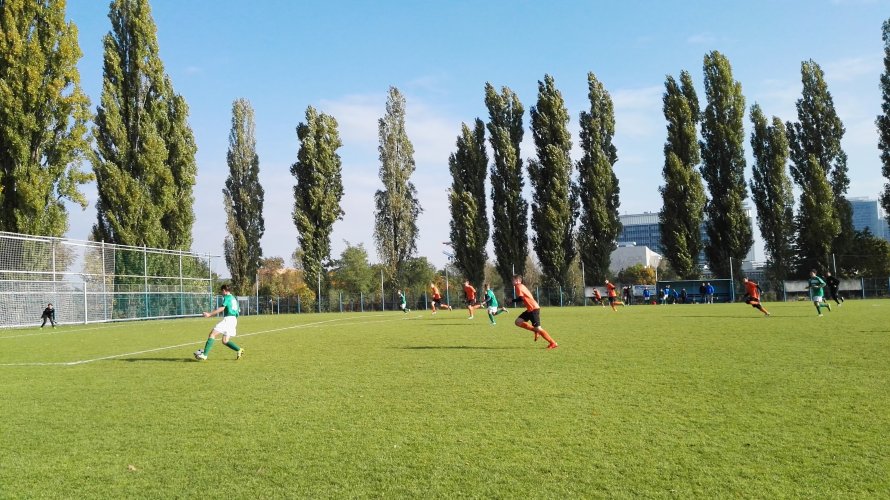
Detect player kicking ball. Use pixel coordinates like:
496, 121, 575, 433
194, 284, 243, 361
742, 277, 770, 317
482, 283, 509, 325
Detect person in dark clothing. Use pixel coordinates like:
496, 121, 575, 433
679, 288, 688, 304
41, 303, 56, 328
824, 271, 845, 306
699, 282, 707, 303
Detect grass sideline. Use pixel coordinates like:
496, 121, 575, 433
1, 301, 888, 497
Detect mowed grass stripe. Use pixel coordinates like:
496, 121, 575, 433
0, 303, 887, 497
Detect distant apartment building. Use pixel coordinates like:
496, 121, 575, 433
848, 197, 890, 241
617, 209, 755, 264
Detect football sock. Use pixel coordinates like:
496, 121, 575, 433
203, 338, 215, 356
488, 312, 495, 323
224, 340, 241, 351
537, 329, 555, 344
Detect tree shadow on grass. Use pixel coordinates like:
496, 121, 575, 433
399, 346, 522, 350
119, 357, 194, 362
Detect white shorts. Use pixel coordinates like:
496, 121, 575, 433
813, 296, 823, 303
488, 306, 498, 315
213, 316, 238, 337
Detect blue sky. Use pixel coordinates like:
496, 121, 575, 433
64, 0, 890, 273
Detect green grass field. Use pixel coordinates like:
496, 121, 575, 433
1, 301, 888, 498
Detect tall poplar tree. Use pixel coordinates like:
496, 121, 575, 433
0, 0, 92, 236
749, 104, 794, 285
292, 106, 344, 293
795, 157, 839, 273
699, 51, 753, 279
528, 75, 577, 288
659, 72, 706, 279
92, 0, 197, 249
786, 60, 850, 273
576, 72, 621, 285
223, 99, 264, 296
374, 87, 421, 287
879, 19, 890, 224
485, 83, 527, 294
448, 119, 488, 287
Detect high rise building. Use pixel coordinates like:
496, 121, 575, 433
617, 209, 755, 263
847, 197, 890, 241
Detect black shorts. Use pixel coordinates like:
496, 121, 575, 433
466, 299, 479, 306
744, 294, 760, 305
433, 298, 444, 306
608, 296, 617, 304
518, 309, 541, 327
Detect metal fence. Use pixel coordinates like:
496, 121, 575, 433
0, 231, 217, 328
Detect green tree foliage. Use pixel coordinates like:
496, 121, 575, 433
485, 83, 527, 295
92, 0, 197, 250
447, 119, 488, 287
846, 229, 890, 277
879, 19, 890, 225
659, 71, 706, 279
699, 51, 753, 279
331, 241, 374, 296
0, 0, 92, 236
292, 105, 344, 293
528, 74, 578, 287
795, 158, 839, 273
223, 99, 264, 296
749, 104, 795, 285
374, 87, 421, 288
616, 264, 656, 285
576, 72, 621, 285
785, 60, 851, 273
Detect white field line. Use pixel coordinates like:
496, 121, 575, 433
0, 321, 168, 340
0, 313, 415, 367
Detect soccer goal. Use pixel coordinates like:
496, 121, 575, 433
0, 232, 218, 328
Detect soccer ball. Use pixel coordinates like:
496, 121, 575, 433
193, 349, 205, 360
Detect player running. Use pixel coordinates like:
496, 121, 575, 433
463, 280, 483, 319
807, 270, 832, 317
429, 282, 452, 314
482, 283, 509, 325
742, 277, 770, 316
605, 279, 624, 311
194, 284, 243, 361
512, 275, 557, 350
397, 289, 411, 314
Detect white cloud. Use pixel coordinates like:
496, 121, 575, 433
823, 54, 883, 83
687, 33, 717, 45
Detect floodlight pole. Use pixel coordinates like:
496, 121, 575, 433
832, 253, 837, 275
729, 256, 735, 302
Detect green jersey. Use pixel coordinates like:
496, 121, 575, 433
222, 294, 240, 317
808, 276, 826, 298
399, 292, 407, 306
485, 289, 498, 308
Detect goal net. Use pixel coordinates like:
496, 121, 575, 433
0, 232, 217, 328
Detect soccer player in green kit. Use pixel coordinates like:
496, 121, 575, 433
807, 270, 832, 317
397, 289, 411, 314
482, 283, 509, 325
194, 284, 243, 360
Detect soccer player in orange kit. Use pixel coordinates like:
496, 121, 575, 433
512, 275, 558, 350
742, 277, 770, 317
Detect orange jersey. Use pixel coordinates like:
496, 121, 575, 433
514, 283, 539, 311
463, 284, 476, 301
593, 289, 602, 299
744, 281, 760, 299
430, 285, 441, 299
606, 283, 617, 297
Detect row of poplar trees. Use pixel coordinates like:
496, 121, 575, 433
5, 0, 890, 294
662, 37, 890, 286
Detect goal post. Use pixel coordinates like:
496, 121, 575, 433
0, 231, 218, 328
